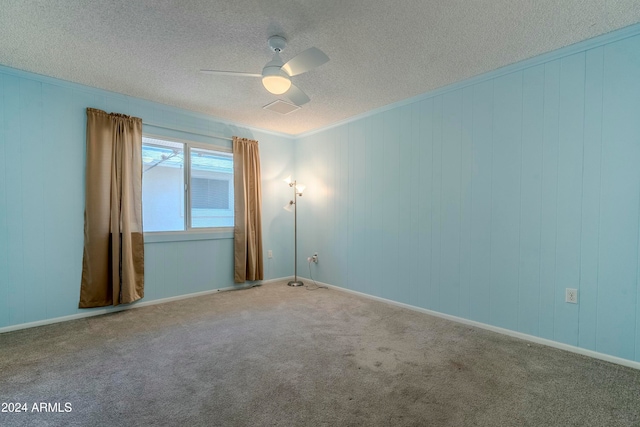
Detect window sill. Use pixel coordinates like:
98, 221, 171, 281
144, 228, 234, 243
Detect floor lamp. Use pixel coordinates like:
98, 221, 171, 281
284, 176, 305, 287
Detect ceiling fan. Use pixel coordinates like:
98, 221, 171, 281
200, 35, 329, 106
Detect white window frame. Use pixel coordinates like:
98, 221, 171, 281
142, 133, 234, 237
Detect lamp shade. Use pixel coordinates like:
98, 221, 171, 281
283, 202, 294, 212
283, 175, 292, 185
295, 184, 306, 194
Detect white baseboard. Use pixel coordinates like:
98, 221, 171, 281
308, 278, 640, 371
0, 277, 291, 334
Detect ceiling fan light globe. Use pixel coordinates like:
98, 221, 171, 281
261, 65, 291, 95
262, 75, 291, 95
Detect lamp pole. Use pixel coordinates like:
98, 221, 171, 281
286, 178, 304, 287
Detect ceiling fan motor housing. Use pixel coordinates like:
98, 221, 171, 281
261, 52, 291, 94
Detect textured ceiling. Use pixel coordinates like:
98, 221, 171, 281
1, 1, 640, 135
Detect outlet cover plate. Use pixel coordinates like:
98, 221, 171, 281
565, 288, 578, 304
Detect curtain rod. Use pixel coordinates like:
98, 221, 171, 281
143, 122, 233, 141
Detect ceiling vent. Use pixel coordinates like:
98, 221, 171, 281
263, 99, 301, 115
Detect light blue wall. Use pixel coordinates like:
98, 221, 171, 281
295, 29, 640, 362
0, 67, 294, 329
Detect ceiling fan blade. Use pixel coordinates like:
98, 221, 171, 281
286, 84, 310, 106
281, 47, 329, 76
200, 70, 261, 77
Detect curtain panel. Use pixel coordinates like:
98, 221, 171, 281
233, 137, 264, 283
79, 108, 144, 308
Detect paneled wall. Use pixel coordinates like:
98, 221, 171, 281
295, 33, 640, 362
0, 68, 294, 330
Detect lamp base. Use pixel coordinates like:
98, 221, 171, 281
287, 280, 304, 287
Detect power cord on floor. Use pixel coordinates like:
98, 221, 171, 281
306, 259, 327, 291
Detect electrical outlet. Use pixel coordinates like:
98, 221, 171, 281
565, 288, 578, 304
267, 250, 273, 259
312, 253, 318, 263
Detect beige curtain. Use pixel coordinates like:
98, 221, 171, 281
233, 137, 264, 283
79, 108, 144, 308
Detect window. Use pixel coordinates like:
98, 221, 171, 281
191, 178, 229, 209
142, 136, 234, 232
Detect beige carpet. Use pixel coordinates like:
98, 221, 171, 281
1, 280, 639, 426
